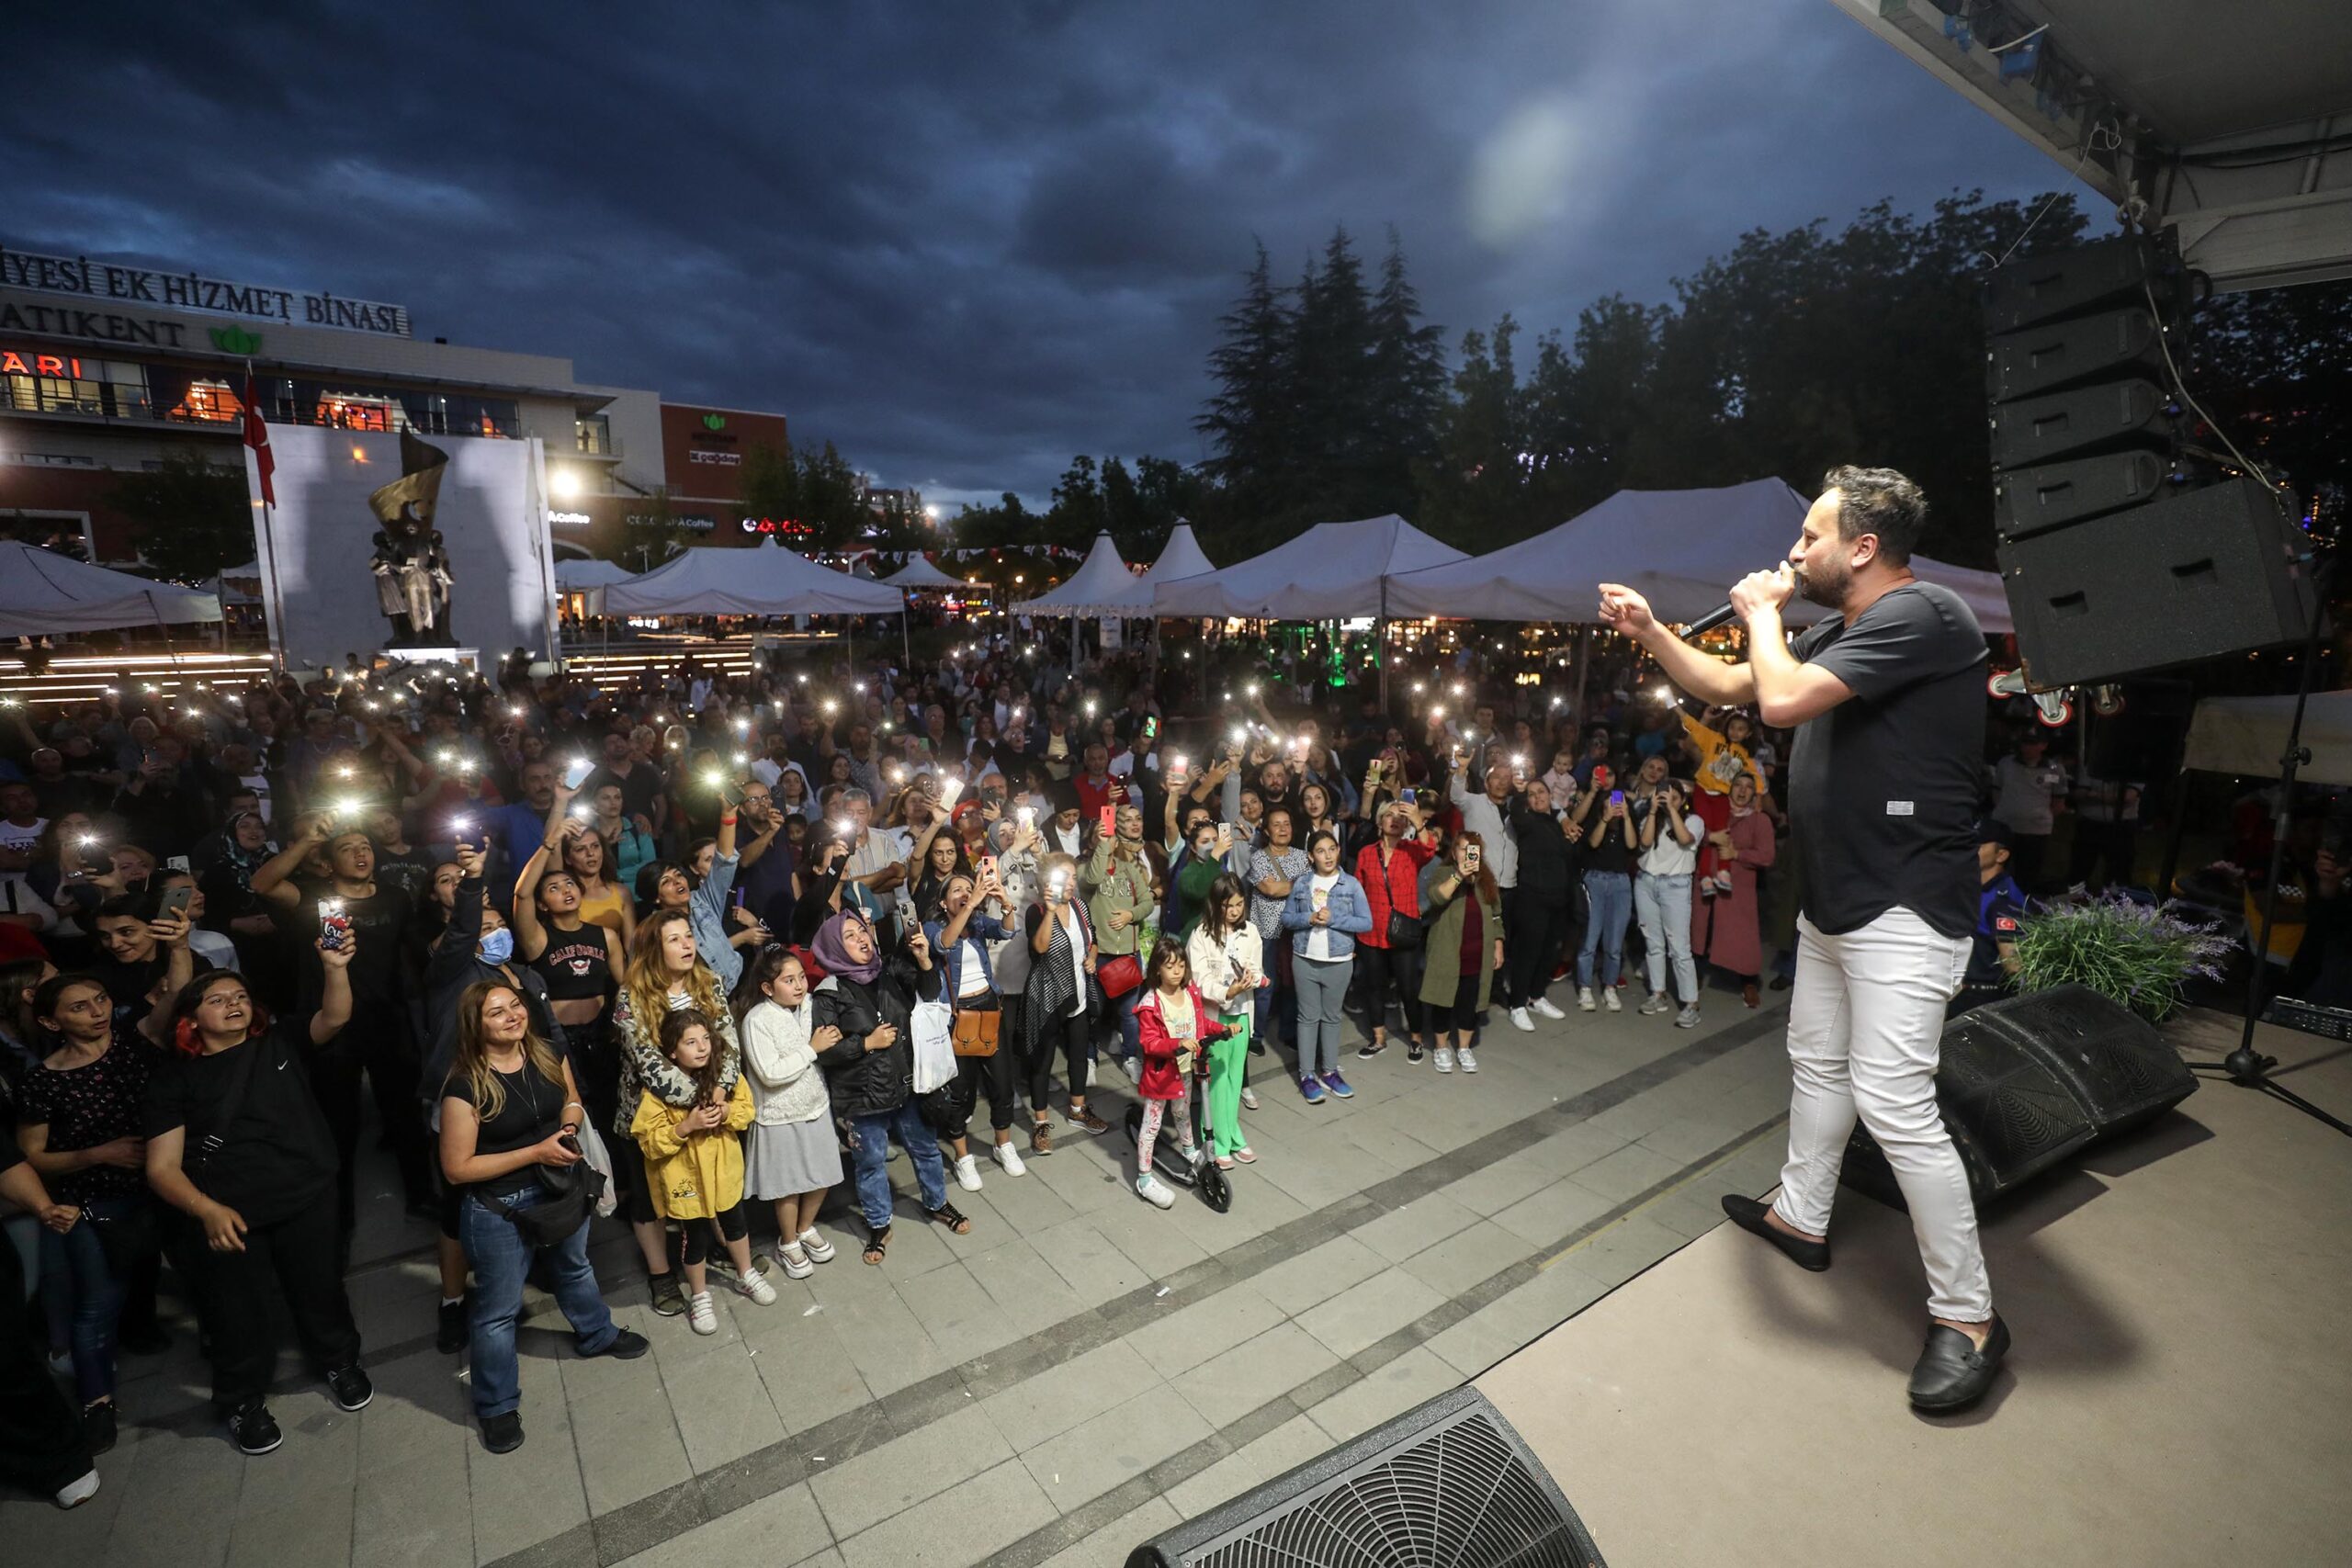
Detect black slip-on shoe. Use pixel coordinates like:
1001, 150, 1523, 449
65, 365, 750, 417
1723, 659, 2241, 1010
1721, 1195, 1831, 1272
1908, 1314, 2010, 1413
481, 1411, 525, 1453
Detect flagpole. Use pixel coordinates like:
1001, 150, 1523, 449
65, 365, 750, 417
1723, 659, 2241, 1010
244, 361, 290, 675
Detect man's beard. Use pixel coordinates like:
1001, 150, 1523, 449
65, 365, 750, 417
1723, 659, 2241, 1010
1795, 561, 1841, 608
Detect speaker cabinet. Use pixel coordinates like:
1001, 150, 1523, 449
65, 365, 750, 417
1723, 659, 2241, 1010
1996, 479, 2318, 690
1842, 985, 2196, 1211
1125, 1386, 1606, 1568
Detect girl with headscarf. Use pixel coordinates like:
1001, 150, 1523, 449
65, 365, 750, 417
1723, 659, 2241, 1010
807, 909, 962, 1265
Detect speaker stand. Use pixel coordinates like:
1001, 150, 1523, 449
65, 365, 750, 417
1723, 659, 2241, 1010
2195, 554, 2352, 1138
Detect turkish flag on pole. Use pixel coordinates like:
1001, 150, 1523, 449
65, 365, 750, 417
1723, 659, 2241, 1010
241, 376, 276, 507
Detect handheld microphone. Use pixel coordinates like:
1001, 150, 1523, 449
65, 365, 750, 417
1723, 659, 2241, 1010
1679, 565, 1800, 638
1681, 602, 1739, 637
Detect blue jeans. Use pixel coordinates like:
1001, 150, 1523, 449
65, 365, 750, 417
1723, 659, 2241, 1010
459, 1188, 618, 1419
849, 1100, 948, 1231
1634, 871, 1698, 1003
1112, 984, 1143, 1064
1577, 872, 1634, 989
40, 1196, 130, 1406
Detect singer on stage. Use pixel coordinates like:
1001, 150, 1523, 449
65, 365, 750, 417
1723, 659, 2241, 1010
1598, 465, 2008, 1413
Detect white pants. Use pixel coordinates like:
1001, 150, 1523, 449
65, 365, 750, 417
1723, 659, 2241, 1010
1634, 871, 1697, 1004
1772, 908, 1992, 1322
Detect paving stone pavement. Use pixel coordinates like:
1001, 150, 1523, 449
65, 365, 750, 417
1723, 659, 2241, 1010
6, 988, 1804, 1568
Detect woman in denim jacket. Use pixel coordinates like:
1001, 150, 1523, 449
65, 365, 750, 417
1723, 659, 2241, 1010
1277, 829, 1374, 1105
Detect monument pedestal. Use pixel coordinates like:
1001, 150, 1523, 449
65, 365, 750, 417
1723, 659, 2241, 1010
384, 646, 481, 672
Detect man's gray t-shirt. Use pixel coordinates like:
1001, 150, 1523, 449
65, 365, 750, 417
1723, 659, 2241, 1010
1785, 581, 1987, 940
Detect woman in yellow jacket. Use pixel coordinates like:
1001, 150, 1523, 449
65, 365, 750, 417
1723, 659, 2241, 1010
631, 1009, 774, 1334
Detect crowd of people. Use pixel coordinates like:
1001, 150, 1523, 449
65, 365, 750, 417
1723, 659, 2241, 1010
0, 618, 2068, 1494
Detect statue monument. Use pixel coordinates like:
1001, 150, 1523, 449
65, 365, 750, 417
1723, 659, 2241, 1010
367, 432, 455, 645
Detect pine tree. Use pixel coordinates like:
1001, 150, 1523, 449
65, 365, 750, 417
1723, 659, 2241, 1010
1365, 228, 1446, 515
1293, 227, 1378, 518
1194, 241, 1295, 537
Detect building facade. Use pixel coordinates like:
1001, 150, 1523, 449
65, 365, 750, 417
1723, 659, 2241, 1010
0, 244, 790, 571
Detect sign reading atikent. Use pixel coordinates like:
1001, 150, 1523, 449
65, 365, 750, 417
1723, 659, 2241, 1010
0, 247, 413, 338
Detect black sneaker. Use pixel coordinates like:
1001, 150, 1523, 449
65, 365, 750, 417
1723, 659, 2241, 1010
1407, 1043, 1426, 1063
229, 1400, 283, 1456
82, 1401, 118, 1455
480, 1411, 525, 1454
1355, 1039, 1388, 1060
326, 1363, 373, 1413
580, 1327, 650, 1360
437, 1296, 469, 1354
649, 1270, 685, 1317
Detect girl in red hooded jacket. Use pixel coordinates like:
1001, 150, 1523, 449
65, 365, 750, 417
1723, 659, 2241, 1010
1129, 942, 1232, 1210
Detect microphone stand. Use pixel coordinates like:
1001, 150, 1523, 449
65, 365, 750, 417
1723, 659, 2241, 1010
2191, 552, 2350, 1138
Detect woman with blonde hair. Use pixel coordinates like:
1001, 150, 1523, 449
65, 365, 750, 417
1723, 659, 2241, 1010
607, 908, 741, 1318
440, 980, 646, 1452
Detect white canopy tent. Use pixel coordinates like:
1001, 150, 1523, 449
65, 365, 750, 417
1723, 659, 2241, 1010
0, 543, 221, 637
1138, 522, 1214, 590
1384, 479, 2012, 633
1015, 533, 1141, 617
552, 558, 636, 617
603, 539, 904, 617
884, 554, 967, 591
1150, 514, 1464, 620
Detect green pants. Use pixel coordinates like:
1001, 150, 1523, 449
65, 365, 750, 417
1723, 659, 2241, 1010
1206, 1011, 1252, 1157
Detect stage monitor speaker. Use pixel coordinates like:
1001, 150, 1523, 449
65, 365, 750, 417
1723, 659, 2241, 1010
1842, 985, 2197, 1211
1125, 1386, 1607, 1568
1993, 449, 2171, 539
1996, 478, 2318, 690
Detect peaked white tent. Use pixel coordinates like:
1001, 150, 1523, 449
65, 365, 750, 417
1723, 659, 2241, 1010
603, 539, 904, 617
0, 543, 221, 637
1015, 533, 1142, 617
1141, 521, 1215, 586
553, 558, 636, 592
1151, 514, 1465, 619
884, 554, 967, 591
1385, 479, 2014, 635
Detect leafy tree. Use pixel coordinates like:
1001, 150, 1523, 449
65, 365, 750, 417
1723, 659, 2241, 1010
738, 439, 802, 527
107, 448, 252, 581
2197, 276, 2352, 545
796, 441, 865, 548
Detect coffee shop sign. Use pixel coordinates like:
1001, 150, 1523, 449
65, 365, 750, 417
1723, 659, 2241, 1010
0, 247, 412, 338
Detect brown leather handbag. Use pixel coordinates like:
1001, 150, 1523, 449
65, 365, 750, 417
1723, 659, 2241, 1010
950, 1008, 1002, 1058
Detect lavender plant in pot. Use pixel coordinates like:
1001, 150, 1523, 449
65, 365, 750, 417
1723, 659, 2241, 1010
2011, 889, 2233, 1022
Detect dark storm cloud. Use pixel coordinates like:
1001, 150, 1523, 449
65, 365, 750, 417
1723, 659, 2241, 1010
3, 0, 2061, 507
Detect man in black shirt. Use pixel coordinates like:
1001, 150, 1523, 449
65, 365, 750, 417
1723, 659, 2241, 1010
1601, 465, 2007, 1413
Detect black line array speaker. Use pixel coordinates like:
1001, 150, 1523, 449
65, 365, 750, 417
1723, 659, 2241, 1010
1996, 478, 2318, 690
1840, 984, 2198, 1211
1982, 231, 2318, 689
1125, 1386, 1606, 1568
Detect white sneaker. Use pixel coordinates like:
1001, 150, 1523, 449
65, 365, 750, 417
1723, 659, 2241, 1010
1602, 987, 1623, 1013
992, 1141, 1027, 1177
1531, 996, 1566, 1021
1456, 1045, 1479, 1073
777, 1243, 814, 1280
954, 1153, 984, 1191
686, 1291, 718, 1335
734, 1267, 778, 1306
1136, 1173, 1175, 1209
1638, 992, 1673, 1016
1121, 1055, 1143, 1085
1240, 1088, 1260, 1111
54, 1469, 100, 1509
1676, 1003, 1702, 1029
1577, 987, 1597, 1012
1508, 1006, 1535, 1032
1433, 1047, 1455, 1073
797, 1228, 836, 1264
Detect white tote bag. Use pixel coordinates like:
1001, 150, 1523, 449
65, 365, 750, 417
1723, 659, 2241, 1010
577, 1122, 619, 1219
910, 998, 957, 1094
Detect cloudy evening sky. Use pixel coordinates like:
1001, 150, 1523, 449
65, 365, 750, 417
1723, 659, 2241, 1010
3, 0, 2064, 508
